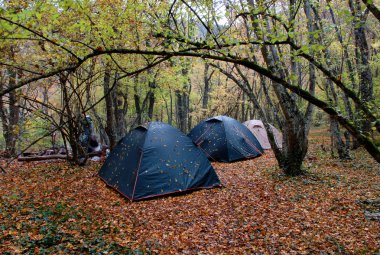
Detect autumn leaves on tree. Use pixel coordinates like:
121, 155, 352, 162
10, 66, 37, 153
0, 0, 379, 174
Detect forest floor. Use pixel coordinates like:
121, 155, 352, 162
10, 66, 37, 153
0, 128, 379, 254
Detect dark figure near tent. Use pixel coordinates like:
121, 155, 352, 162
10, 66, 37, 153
79, 112, 94, 149
78, 112, 94, 165
88, 135, 101, 153
188, 115, 264, 163
98, 122, 221, 201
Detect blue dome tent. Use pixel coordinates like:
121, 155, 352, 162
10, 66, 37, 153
188, 116, 264, 162
98, 122, 221, 201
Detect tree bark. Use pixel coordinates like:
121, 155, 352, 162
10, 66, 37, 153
247, 0, 310, 175
349, 0, 374, 136
176, 65, 191, 133
0, 66, 20, 157
303, 0, 317, 133
147, 71, 156, 121
175, 90, 187, 132
59, 73, 82, 164
85, 59, 110, 146
202, 62, 212, 109
113, 73, 127, 140
103, 66, 117, 149
324, 76, 352, 160
330, 116, 351, 160
313, 2, 355, 155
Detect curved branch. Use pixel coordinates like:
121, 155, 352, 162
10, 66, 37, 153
0, 16, 81, 61
0, 62, 43, 75
0, 37, 44, 41
0, 63, 80, 97
0, 47, 378, 162
361, 0, 380, 22
288, 41, 379, 130
22, 95, 66, 117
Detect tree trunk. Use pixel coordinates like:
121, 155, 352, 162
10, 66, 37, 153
176, 65, 191, 133
59, 74, 82, 164
203, 62, 211, 109
175, 90, 187, 132
311, 2, 354, 158
147, 91, 155, 120
330, 116, 351, 160
103, 67, 117, 149
303, 0, 316, 133
147, 73, 156, 121
113, 73, 127, 141
169, 90, 173, 125
241, 92, 246, 122
163, 90, 173, 125
0, 66, 20, 157
87, 101, 109, 147
349, 0, 374, 135
326, 3, 358, 149
324, 74, 352, 160
261, 25, 309, 175
42, 85, 49, 115
85, 60, 110, 146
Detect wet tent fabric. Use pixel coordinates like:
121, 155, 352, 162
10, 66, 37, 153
98, 122, 221, 201
188, 116, 264, 163
243, 120, 283, 150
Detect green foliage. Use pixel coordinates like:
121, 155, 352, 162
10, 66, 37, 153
0, 0, 379, 163
17, 111, 62, 150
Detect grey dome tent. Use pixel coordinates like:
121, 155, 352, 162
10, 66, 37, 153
98, 122, 221, 201
188, 116, 264, 163
243, 120, 283, 150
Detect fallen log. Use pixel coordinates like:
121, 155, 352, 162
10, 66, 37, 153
18, 151, 103, 162
18, 154, 69, 162
88, 151, 103, 157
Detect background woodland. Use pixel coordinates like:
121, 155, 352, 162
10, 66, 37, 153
0, 0, 379, 175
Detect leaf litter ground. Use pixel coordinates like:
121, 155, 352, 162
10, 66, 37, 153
0, 129, 379, 254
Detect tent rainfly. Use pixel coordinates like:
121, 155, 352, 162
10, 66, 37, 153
188, 115, 264, 163
243, 120, 283, 150
98, 122, 221, 201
